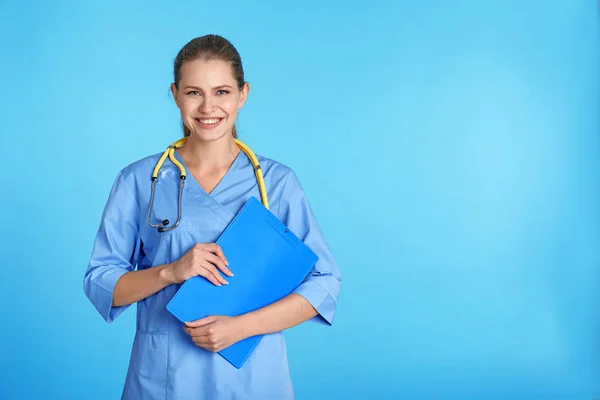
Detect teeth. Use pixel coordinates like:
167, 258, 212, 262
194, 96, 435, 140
198, 118, 221, 124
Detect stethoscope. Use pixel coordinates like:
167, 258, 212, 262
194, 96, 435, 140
147, 137, 269, 232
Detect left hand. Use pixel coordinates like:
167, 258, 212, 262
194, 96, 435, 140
183, 315, 248, 352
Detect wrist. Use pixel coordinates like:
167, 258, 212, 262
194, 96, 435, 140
235, 312, 260, 339
158, 263, 175, 286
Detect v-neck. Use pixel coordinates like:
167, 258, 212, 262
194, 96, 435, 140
174, 147, 244, 197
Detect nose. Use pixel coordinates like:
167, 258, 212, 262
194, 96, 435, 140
199, 96, 215, 113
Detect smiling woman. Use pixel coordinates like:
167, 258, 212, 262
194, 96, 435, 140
173, 35, 248, 140
82, 34, 342, 400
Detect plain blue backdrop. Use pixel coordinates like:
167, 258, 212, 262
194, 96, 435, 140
1, 1, 598, 399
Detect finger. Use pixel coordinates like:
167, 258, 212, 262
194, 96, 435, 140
191, 332, 218, 345
183, 325, 208, 336
192, 333, 214, 343
212, 244, 229, 268
203, 250, 232, 277
192, 336, 210, 347
214, 344, 227, 352
185, 316, 218, 328
195, 338, 220, 352
190, 328, 212, 338
195, 339, 220, 352
196, 267, 222, 286
204, 243, 229, 267
200, 259, 228, 285
203, 250, 233, 277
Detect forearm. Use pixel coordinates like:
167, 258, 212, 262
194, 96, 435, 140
238, 294, 318, 337
112, 264, 173, 306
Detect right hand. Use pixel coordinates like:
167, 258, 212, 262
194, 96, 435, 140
167, 243, 233, 286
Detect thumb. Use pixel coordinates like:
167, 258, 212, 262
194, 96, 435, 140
185, 315, 217, 328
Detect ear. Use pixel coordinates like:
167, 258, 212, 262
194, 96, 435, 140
170, 83, 181, 108
238, 82, 250, 109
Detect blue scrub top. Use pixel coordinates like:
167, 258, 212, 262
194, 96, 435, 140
83, 147, 342, 400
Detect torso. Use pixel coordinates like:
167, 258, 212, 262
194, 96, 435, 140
177, 147, 241, 194
118, 149, 297, 399
188, 168, 230, 194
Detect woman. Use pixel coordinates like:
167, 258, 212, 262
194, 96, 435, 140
83, 34, 342, 399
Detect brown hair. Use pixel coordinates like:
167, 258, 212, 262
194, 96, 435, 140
173, 34, 245, 138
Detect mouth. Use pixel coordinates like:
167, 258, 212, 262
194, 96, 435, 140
194, 117, 224, 130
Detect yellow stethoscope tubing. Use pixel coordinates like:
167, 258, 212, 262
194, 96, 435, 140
148, 137, 269, 232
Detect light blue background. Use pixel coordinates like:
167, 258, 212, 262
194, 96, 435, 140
1, 1, 598, 399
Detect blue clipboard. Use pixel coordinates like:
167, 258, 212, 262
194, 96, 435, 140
166, 196, 319, 369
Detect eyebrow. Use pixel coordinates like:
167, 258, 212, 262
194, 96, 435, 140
184, 85, 233, 90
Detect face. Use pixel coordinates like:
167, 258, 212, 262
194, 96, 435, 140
171, 59, 249, 142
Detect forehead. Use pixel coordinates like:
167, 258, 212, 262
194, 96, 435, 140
179, 59, 236, 87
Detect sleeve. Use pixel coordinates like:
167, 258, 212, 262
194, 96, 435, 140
277, 170, 342, 325
83, 171, 142, 323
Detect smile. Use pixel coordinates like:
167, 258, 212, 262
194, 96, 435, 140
194, 118, 224, 129
197, 118, 222, 124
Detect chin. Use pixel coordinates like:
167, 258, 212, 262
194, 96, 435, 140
190, 128, 233, 142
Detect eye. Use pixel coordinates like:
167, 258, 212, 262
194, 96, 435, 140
186, 90, 201, 96
216, 89, 230, 95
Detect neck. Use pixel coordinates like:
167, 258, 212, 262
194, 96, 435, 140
179, 134, 240, 172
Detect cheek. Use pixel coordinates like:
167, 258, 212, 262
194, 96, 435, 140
220, 98, 241, 117
179, 99, 198, 115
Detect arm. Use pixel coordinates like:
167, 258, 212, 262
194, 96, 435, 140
113, 243, 232, 307
111, 264, 172, 307
234, 169, 342, 330
276, 170, 342, 326
237, 293, 318, 337
184, 170, 342, 351
84, 171, 232, 318
184, 293, 320, 352
239, 169, 341, 330
83, 171, 142, 322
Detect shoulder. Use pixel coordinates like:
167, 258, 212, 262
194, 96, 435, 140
116, 152, 164, 183
252, 153, 307, 209
254, 153, 301, 188
102, 152, 165, 196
